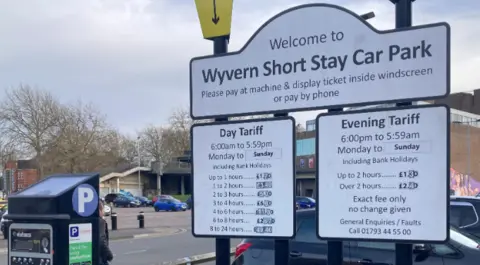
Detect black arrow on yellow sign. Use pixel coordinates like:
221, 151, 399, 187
212, 0, 220, 24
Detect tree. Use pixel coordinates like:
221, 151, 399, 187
139, 125, 171, 167
0, 136, 19, 166
0, 85, 62, 178
49, 102, 110, 173
296, 123, 306, 132
165, 108, 193, 156
118, 135, 138, 165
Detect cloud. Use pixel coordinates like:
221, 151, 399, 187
0, 0, 477, 132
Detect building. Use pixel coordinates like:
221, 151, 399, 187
99, 164, 160, 197
433, 89, 480, 115
3, 159, 39, 194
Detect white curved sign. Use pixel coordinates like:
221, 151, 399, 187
190, 4, 450, 119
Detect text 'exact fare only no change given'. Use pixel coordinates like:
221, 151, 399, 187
316, 105, 449, 243
190, 4, 450, 119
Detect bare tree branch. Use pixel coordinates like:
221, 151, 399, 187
296, 123, 306, 132
48, 101, 108, 173
0, 85, 62, 178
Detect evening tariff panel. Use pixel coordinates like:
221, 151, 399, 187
316, 105, 449, 243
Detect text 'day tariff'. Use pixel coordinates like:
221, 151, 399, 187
316, 105, 449, 242
191, 117, 295, 238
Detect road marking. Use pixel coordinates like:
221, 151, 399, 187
110, 228, 188, 242
123, 249, 147, 255
133, 233, 149, 238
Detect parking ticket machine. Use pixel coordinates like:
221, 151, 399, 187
5, 173, 101, 265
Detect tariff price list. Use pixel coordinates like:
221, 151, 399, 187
316, 106, 449, 242
192, 118, 295, 237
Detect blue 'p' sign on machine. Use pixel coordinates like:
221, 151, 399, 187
72, 184, 99, 217
6, 173, 101, 265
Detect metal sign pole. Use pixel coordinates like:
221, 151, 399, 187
327, 108, 343, 265
193, 1, 233, 263
392, 0, 415, 265
213, 36, 231, 265
274, 113, 289, 265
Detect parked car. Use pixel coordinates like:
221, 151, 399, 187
152, 194, 175, 203
295, 196, 316, 209
153, 198, 187, 212
232, 209, 480, 265
1, 210, 9, 239
104, 193, 121, 204
186, 196, 192, 209
450, 196, 480, 237
113, 196, 141, 208
136, 196, 153, 206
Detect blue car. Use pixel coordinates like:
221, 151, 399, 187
296, 196, 316, 209
153, 198, 187, 212
113, 196, 141, 208
135, 196, 153, 207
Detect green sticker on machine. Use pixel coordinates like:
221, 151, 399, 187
69, 223, 92, 265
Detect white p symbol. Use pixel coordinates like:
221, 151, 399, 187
78, 187, 94, 213
72, 228, 78, 235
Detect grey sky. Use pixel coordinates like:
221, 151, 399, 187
0, 0, 477, 134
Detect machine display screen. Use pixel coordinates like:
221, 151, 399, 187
10, 228, 51, 254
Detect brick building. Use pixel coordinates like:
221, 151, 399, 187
3, 159, 39, 193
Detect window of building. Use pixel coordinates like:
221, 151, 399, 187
306, 120, 315, 131
296, 139, 315, 156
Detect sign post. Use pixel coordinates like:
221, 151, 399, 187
392, 1, 415, 264
191, 3, 450, 265
194, 2, 234, 265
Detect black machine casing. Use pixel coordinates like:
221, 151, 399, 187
6, 173, 101, 265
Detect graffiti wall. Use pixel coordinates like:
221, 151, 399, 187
450, 168, 480, 196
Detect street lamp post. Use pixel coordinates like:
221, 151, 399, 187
137, 136, 141, 195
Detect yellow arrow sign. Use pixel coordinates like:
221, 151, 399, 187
194, 0, 233, 40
